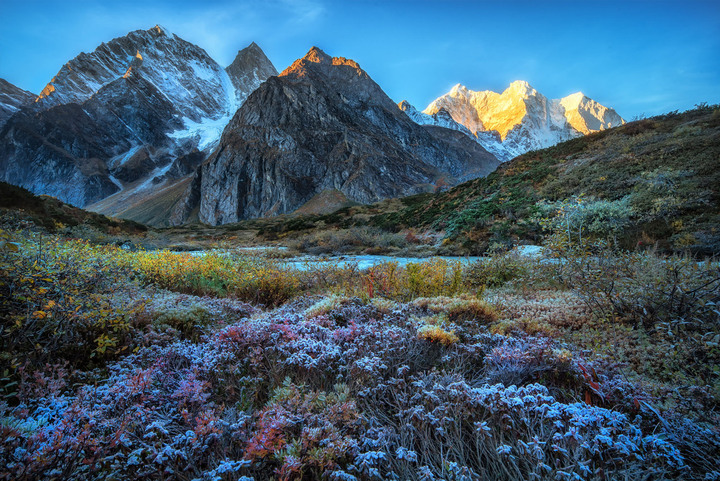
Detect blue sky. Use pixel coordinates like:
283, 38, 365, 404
0, 0, 718, 119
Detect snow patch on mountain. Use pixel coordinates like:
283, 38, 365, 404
169, 114, 233, 152
111, 145, 143, 168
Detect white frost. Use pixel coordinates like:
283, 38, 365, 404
169, 114, 232, 152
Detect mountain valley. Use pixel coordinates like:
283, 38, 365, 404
1, 19, 719, 481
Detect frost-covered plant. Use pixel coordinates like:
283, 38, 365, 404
1, 275, 716, 480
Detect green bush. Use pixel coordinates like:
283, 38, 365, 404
152, 305, 211, 341
464, 254, 529, 288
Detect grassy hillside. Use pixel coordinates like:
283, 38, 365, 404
366, 105, 720, 255
0, 181, 147, 236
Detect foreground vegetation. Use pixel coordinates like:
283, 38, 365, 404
1, 212, 718, 480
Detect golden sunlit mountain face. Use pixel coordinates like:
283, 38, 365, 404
425, 81, 624, 141
279, 46, 363, 79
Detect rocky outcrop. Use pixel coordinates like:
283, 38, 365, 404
181, 47, 500, 225
0, 78, 35, 127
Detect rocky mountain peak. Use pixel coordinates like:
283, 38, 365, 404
180, 48, 500, 225
398, 99, 415, 112
303, 46, 333, 64
0, 78, 36, 127
225, 42, 278, 105
280, 47, 363, 80
228, 42, 272, 67
150, 25, 172, 37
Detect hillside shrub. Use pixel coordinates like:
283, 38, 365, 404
358, 259, 465, 301
0, 232, 144, 371
288, 226, 409, 255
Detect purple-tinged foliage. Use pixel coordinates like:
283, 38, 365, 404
1, 295, 717, 480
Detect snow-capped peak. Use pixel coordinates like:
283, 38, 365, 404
559, 91, 586, 109
559, 92, 625, 134
449, 83, 469, 96
415, 81, 625, 162
506, 80, 536, 98
151, 25, 173, 37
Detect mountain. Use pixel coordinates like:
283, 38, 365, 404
35, 25, 234, 121
0, 78, 35, 127
172, 47, 500, 225
411, 81, 624, 160
0, 26, 276, 210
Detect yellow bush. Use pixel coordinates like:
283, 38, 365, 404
303, 295, 348, 318
360, 259, 466, 301
128, 251, 300, 307
417, 324, 459, 346
490, 317, 555, 337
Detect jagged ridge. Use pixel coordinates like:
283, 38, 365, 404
412, 81, 624, 160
